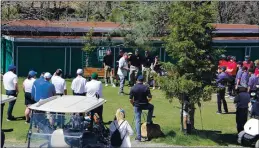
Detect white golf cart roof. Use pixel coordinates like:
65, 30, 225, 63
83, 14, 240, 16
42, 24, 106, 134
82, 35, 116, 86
29, 95, 106, 113
1, 95, 16, 104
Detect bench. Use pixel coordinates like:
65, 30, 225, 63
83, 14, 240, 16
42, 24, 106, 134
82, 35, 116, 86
83, 67, 115, 78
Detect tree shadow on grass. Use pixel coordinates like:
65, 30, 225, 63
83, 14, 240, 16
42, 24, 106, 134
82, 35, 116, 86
193, 129, 237, 146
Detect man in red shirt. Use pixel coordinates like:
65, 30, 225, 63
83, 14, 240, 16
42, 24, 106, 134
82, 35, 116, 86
255, 62, 259, 77
226, 56, 237, 98
218, 54, 228, 68
243, 56, 254, 69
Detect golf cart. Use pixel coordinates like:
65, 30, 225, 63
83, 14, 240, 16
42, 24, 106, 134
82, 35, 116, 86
1, 95, 17, 148
238, 85, 259, 147
27, 95, 110, 148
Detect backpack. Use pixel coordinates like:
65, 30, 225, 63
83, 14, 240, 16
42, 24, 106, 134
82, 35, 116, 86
110, 121, 125, 147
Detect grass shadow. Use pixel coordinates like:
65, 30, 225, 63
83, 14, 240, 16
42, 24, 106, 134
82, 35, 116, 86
165, 130, 176, 137
14, 116, 26, 121
2, 129, 13, 132
194, 129, 237, 146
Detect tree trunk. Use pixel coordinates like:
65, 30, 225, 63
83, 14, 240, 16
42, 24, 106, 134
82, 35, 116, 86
189, 103, 195, 130
180, 94, 184, 132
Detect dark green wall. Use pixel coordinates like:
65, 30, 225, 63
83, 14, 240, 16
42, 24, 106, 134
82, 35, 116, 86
1, 39, 259, 77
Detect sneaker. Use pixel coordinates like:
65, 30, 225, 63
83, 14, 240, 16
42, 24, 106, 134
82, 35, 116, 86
135, 137, 141, 142
222, 111, 228, 114
112, 84, 116, 87
118, 92, 124, 96
225, 95, 230, 98
6, 116, 15, 121
105, 84, 108, 87
216, 111, 222, 114
152, 87, 155, 90
229, 96, 235, 100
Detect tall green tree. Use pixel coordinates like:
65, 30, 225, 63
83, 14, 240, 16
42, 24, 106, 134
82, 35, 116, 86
158, 1, 221, 133
110, 1, 171, 49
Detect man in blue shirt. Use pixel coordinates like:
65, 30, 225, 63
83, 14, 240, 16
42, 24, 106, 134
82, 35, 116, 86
32, 72, 56, 102
216, 66, 229, 114
235, 62, 243, 86
248, 68, 259, 93
130, 75, 154, 142
236, 67, 249, 88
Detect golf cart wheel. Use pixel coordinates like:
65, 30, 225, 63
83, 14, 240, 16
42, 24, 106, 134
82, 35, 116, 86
255, 139, 259, 148
237, 131, 245, 145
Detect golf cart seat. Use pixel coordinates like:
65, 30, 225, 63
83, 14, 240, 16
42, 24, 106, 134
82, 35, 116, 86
50, 129, 70, 147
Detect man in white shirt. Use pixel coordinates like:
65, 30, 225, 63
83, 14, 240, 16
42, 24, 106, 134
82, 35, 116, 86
71, 69, 87, 96
117, 53, 130, 95
3, 65, 19, 121
85, 72, 103, 120
51, 69, 67, 96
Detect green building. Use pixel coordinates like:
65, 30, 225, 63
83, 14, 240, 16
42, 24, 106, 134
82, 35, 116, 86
1, 20, 258, 77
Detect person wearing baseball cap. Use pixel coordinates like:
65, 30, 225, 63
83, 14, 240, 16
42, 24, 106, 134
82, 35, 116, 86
2, 64, 18, 121
103, 49, 116, 87
31, 72, 56, 102
71, 69, 87, 96
129, 75, 154, 141
248, 68, 259, 93
23, 70, 37, 123
216, 66, 229, 114
218, 54, 228, 68
142, 50, 154, 84
85, 72, 104, 120
129, 49, 143, 86
226, 56, 237, 99
243, 55, 254, 69
115, 50, 124, 86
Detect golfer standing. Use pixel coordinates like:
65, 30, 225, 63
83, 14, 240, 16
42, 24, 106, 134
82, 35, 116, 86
117, 53, 129, 95
51, 69, 67, 96
103, 49, 116, 87
3, 65, 19, 121
31, 72, 56, 102
71, 69, 87, 96
23, 70, 37, 123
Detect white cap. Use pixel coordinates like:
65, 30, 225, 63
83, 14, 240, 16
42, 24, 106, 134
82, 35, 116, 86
44, 72, 52, 79
77, 69, 83, 75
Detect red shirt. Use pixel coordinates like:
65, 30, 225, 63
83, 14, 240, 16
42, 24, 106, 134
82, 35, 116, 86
227, 61, 237, 76
218, 60, 228, 67
255, 67, 259, 76
243, 61, 254, 69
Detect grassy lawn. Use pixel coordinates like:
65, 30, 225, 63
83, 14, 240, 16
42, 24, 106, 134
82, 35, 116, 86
2, 78, 238, 146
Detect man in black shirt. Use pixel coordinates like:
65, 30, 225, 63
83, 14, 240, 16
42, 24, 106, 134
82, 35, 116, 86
130, 75, 154, 141
129, 49, 143, 86
103, 49, 115, 87
142, 51, 154, 84
234, 87, 250, 133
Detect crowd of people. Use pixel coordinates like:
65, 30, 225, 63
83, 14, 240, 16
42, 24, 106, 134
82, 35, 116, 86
103, 49, 163, 95
216, 54, 259, 133
2, 49, 157, 144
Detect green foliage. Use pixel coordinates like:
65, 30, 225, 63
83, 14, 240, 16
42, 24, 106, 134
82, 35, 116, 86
111, 2, 171, 50
82, 28, 96, 52
1, 3, 19, 20
158, 2, 220, 104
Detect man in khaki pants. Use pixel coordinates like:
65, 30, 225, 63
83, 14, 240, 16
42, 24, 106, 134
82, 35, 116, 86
103, 49, 116, 87
142, 51, 154, 84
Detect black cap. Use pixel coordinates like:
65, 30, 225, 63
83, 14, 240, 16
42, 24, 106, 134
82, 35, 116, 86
237, 61, 243, 65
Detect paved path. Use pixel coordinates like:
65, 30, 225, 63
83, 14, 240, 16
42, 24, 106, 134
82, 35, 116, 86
4, 141, 242, 148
